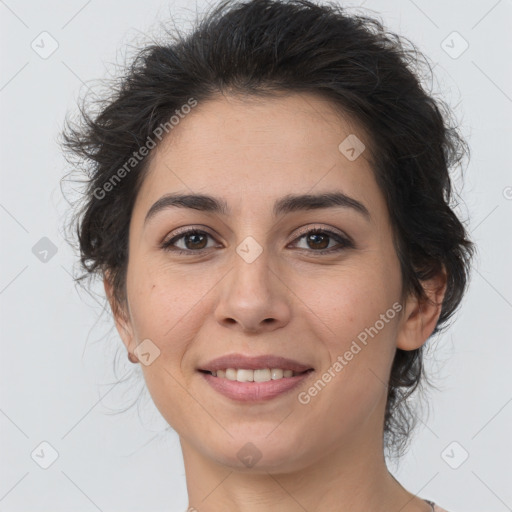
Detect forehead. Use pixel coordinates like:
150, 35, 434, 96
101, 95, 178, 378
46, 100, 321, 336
133, 92, 383, 222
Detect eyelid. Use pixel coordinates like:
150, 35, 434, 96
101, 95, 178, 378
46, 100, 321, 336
161, 224, 216, 243
163, 223, 349, 242
291, 223, 348, 240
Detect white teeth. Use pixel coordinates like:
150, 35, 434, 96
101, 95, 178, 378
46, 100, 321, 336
212, 368, 302, 381
225, 368, 237, 380
236, 369, 254, 382
254, 369, 271, 382
271, 368, 283, 380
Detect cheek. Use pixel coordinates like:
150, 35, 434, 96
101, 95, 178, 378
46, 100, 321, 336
295, 257, 401, 342
294, 258, 401, 403
126, 256, 215, 344
127, 268, 208, 431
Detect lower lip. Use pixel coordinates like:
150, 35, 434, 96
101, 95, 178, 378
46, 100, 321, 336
200, 371, 314, 402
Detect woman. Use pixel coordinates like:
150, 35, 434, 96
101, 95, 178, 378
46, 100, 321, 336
61, 0, 474, 510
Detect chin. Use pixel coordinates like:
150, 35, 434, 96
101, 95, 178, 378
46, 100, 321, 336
201, 434, 313, 474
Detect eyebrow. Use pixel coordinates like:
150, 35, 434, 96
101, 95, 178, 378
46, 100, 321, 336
144, 191, 371, 226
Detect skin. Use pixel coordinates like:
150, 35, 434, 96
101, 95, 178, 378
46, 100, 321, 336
105, 92, 446, 512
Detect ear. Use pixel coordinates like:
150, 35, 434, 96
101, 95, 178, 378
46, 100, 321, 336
396, 266, 447, 351
103, 271, 134, 352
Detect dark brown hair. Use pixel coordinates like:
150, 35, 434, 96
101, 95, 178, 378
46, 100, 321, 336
61, 0, 474, 457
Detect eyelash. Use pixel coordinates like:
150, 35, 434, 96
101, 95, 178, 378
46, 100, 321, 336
160, 226, 354, 256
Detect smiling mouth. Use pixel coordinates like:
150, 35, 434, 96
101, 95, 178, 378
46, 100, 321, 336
198, 368, 314, 382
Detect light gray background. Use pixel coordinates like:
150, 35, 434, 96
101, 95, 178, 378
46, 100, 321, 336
1, 0, 511, 511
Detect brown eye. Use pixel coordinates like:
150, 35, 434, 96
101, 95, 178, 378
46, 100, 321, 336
181, 232, 208, 250
291, 228, 353, 254
161, 229, 217, 254
161, 226, 353, 256
305, 232, 330, 250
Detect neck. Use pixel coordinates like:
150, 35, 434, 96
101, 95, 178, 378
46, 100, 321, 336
181, 425, 428, 512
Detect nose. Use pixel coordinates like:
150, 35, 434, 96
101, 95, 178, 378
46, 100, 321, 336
213, 247, 292, 333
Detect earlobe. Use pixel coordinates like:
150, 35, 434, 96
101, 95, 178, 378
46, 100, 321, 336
103, 272, 134, 351
396, 268, 447, 351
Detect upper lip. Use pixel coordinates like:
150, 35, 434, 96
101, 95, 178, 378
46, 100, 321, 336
198, 353, 314, 373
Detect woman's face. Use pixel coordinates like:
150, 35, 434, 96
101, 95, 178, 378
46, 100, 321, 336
109, 92, 419, 472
